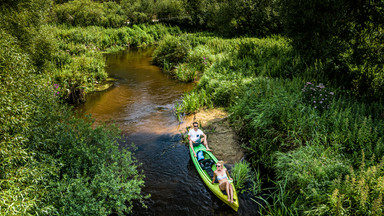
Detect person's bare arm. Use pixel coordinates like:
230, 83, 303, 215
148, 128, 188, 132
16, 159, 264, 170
189, 139, 196, 157
211, 172, 216, 184
226, 169, 233, 181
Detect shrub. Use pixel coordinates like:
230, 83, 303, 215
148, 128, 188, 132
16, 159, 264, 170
176, 89, 213, 115
0, 19, 146, 216
152, 35, 191, 68
53, 0, 126, 27
174, 63, 198, 82
187, 45, 213, 72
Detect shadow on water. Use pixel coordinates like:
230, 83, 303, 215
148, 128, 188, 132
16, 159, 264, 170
76, 47, 259, 216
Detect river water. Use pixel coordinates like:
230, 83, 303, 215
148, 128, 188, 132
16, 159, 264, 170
76, 48, 258, 216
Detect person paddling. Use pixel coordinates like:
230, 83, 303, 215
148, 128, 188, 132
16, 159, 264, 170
188, 122, 211, 157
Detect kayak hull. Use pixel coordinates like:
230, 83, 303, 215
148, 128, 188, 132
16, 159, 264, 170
190, 144, 239, 212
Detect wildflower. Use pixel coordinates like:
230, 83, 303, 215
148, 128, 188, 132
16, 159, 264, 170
320, 101, 323, 104
313, 101, 316, 103
317, 83, 325, 89
306, 82, 312, 85
330, 92, 334, 95
315, 106, 317, 109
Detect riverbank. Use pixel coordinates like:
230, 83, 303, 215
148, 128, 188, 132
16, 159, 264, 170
49, 24, 182, 104
179, 108, 244, 164
152, 32, 384, 215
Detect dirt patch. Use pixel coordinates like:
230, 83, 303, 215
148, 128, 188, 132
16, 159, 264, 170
179, 108, 244, 164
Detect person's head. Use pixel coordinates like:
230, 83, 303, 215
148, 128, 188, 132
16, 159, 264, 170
193, 122, 199, 129
216, 160, 225, 169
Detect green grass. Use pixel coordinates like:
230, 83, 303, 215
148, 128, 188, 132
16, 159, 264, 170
152, 32, 384, 215
231, 161, 252, 193
48, 23, 181, 102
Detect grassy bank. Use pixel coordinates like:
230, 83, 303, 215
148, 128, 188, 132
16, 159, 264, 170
45, 23, 181, 103
153, 33, 384, 215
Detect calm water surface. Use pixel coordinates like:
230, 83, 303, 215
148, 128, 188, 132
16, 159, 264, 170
76, 48, 258, 216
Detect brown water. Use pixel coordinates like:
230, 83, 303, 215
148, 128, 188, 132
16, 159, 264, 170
77, 48, 258, 216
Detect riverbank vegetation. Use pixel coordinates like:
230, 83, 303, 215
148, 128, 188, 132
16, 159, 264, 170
151, 1, 384, 215
2, 0, 383, 215
0, 0, 180, 215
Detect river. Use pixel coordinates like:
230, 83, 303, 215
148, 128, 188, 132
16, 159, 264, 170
76, 48, 258, 216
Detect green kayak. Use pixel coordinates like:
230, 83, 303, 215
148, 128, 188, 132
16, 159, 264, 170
190, 144, 239, 212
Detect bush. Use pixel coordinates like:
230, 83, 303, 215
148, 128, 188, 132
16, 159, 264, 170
152, 35, 191, 68
53, 0, 126, 27
121, 0, 155, 24
155, 0, 187, 21
0, 14, 146, 216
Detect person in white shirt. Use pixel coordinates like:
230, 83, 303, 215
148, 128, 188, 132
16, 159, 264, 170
188, 122, 211, 157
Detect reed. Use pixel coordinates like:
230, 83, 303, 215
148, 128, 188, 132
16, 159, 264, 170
231, 161, 252, 193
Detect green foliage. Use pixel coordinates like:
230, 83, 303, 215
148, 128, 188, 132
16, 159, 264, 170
256, 178, 300, 216
160, 30, 384, 214
301, 82, 335, 112
121, 0, 155, 24
174, 63, 198, 82
53, 0, 126, 27
0, 0, 55, 72
211, 0, 280, 36
231, 161, 252, 193
152, 35, 191, 68
279, 0, 384, 99
325, 154, 384, 216
0, 31, 146, 215
175, 89, 213, 116
155, 0, 187, 21
274, 145, 350, 212
1, 2, 154, 214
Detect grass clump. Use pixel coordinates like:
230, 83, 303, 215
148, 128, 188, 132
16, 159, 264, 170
231, 161, 253, 193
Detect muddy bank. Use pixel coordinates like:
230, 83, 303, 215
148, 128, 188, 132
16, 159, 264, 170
179, 108, 244, 164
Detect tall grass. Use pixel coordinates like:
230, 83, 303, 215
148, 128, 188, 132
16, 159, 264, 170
154, 32, 384, 215
231, 161, 252, 193
49, 24, 181, 102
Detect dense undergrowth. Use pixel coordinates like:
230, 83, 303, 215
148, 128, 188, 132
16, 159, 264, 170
152, 32, 384, 215
0, 1, 180, 215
